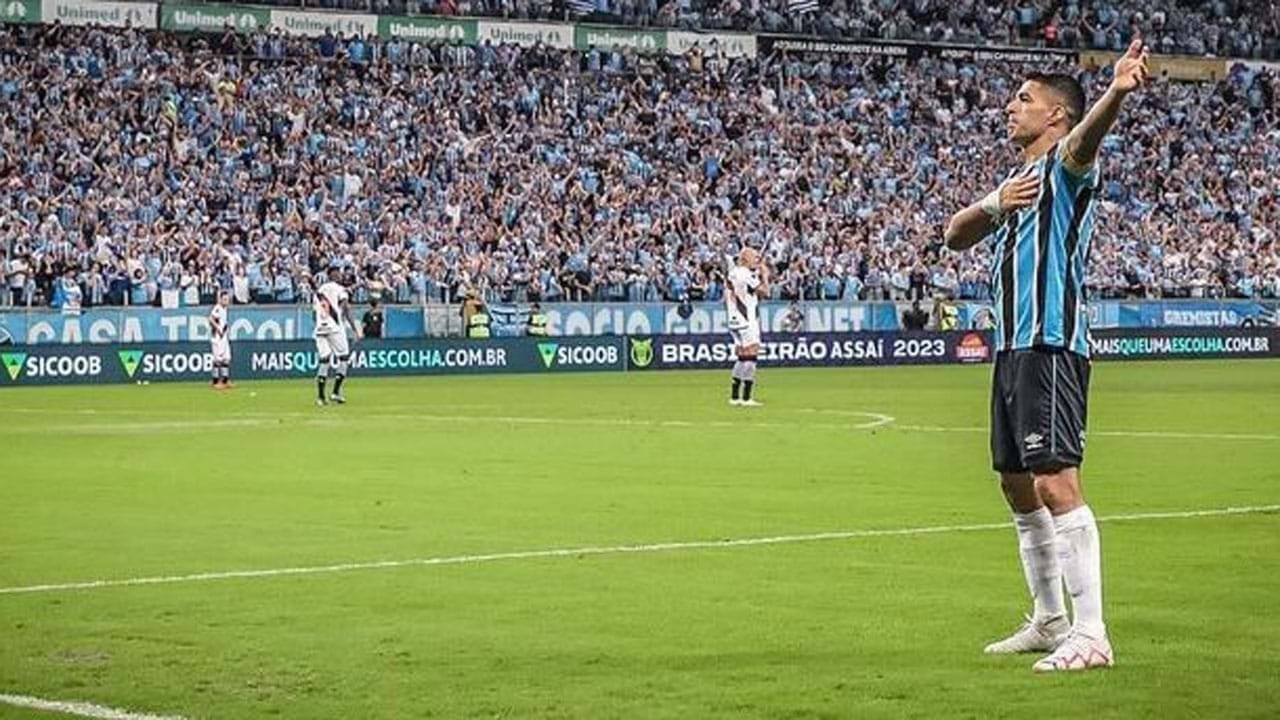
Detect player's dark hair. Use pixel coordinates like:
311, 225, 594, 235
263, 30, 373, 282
1025, 72, 1086, 126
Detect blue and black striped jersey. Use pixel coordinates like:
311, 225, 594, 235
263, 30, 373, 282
989, 144, 1100, 357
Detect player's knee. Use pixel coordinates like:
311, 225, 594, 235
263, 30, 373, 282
999, 472, 1036, 509
1033, 468, 1083, 512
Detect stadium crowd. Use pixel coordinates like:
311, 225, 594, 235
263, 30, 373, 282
246, 0, 1280, 60
0, 21, 1277, 311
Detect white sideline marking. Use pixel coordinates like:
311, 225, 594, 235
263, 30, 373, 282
1, 406, 1274, 440
6, 419, 284, 434
1, 505, 1275, 597
0, 693, 185, 720
0, 409, 896, 434
1091, 430, 1280, 441
894, 424, 1280, 441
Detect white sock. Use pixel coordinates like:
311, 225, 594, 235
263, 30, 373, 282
1055, 505, 1106, 638
1014, 508, 1067, 622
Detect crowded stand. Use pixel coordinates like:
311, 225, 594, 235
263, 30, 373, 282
0, 18, 1277, 311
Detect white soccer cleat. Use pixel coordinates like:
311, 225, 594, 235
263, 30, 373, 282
1032, 630, 1114, 672
331, 394, 346, 405
316, 398, 327, 407
984, 614, 1070, 654
739, 399, 763, 407
729, 399, 744, 406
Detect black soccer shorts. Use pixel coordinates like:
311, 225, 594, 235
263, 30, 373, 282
990, 347, 1091, 474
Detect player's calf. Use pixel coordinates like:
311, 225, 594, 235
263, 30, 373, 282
331, 355, 350, 403
316, 357, 331, 404
211, 362, 229, 390
732, 348, 757, 404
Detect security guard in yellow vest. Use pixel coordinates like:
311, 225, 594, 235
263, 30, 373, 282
468, 307, 491, 338
527, 302, 548, 336
937, 300, 959, 331
460, 290, 490, 338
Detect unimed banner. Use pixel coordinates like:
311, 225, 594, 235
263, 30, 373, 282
41, 0, 155, 27
162, 3, 268, 32
574, 24, 666, 53
270, 9, 376, 37
2, 0, 40, 23
476, 20, 573, 49
378, 15, 476, 44
0, 337, 626, 386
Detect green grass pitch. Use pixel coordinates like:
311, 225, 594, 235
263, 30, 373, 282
1, 361, 1278, 719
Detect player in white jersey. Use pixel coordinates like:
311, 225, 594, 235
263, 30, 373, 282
313, 274, 362, 406
209, 291, 232, 390
725, 248, 770, 406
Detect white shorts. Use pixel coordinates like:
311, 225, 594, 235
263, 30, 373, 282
315, 331, 350, 361
729, 322, 762, 348
211, 338, 231, 364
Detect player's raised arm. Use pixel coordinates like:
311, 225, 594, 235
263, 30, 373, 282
344, 300, 363, 340
944, 174, 1042, 252
1063, 37, 1150, 174
756, 259, 771, 297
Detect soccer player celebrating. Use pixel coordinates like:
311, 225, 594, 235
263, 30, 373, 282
209, 290, 232, 390
726, 248, 770, 407
944, 39, 1151, 672
313, 273, 362, 406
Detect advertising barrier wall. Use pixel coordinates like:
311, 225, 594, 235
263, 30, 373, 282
0, 307, 425, 345
72, 1, 738, 57
0, 337, 626, 386
454, 298, 1280, 336
2, 301, 1276, 345
1089, 327, 1280, 361
534, 301, 903, 338
0, 328, 1275, 387
624, 331, 992, 370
